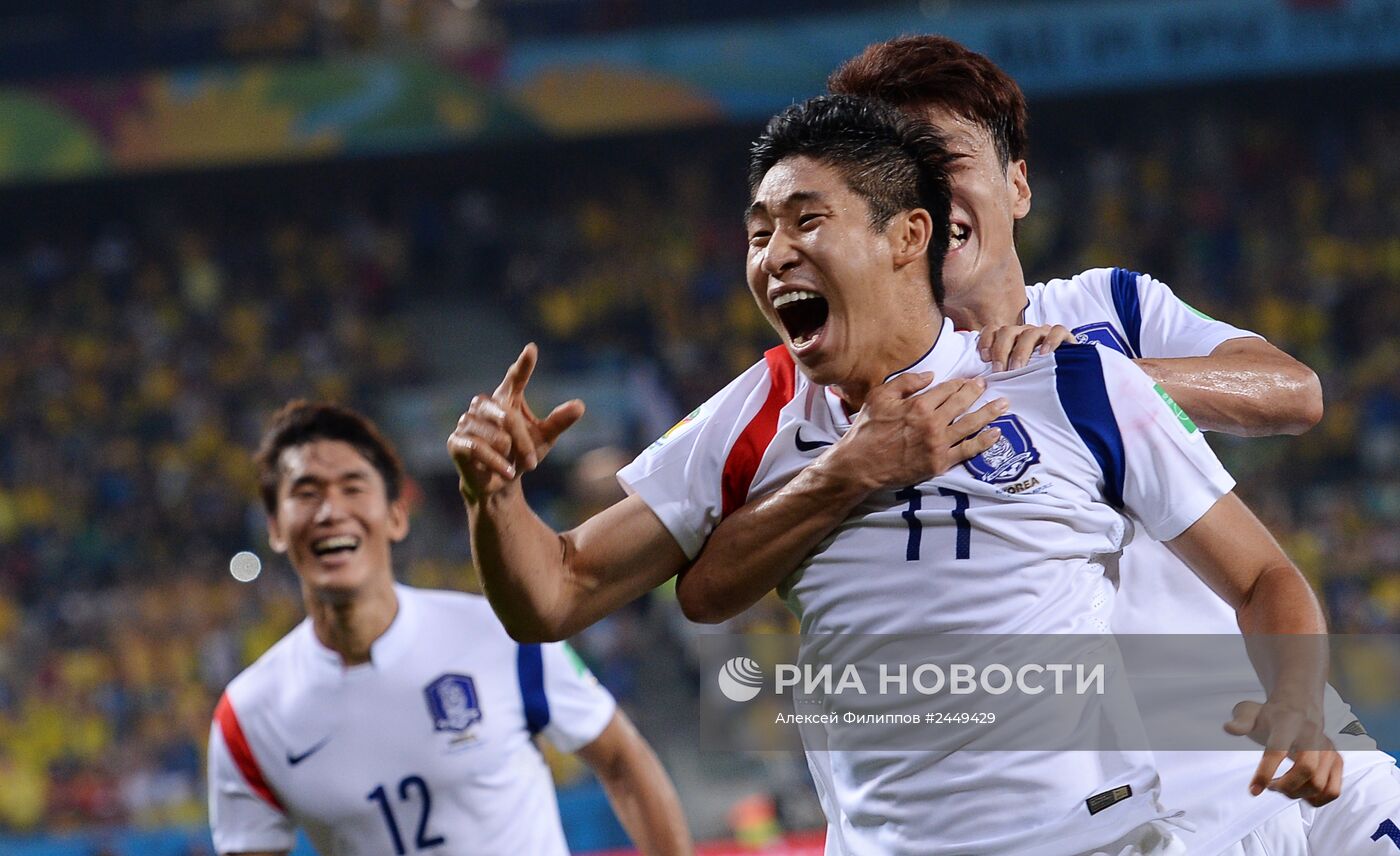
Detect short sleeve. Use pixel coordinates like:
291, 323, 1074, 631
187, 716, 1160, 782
1054, 345, 1235, 543
616, 357, 776, 559
1116, 268, 1262, 359
208, 718, 295, 855
524, 641, 617, 753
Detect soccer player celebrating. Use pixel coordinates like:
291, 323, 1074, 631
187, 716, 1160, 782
673, 36, 1400, 856
207, 402, 692, 856
449, 96, 1335, 855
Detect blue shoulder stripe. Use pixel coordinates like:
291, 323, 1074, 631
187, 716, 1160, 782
1109, 267, 1143, 358
1053, 345, 1125, 509
517, 644, 551, 736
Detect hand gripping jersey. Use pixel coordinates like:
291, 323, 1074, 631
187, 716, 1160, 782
1027, 268, 1395, 854
208, 585, 615, 856
621, 319, 1235, 856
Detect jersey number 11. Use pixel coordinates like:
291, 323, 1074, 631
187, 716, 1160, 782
895, 487, 971, 561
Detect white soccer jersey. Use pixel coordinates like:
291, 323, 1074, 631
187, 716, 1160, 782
621, 319, 1235, 856
1023, 267, 1261, 640
208, 584, 615, 856
1026, 267, 1393, 854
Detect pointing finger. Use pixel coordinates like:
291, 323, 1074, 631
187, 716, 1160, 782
494, 343, 539, 402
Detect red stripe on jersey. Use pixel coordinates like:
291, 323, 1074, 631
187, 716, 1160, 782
721, 346, 796, 518
214, 693, 285, 813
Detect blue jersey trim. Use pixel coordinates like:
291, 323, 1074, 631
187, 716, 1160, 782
1053, 345, 1126, 509
517, 644, 551, 736
1109, 267, 1143, 358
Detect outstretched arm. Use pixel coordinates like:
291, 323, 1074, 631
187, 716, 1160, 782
1137, 337, 1323, 436
677, 374, 1006, 623
577, 711, 694, 856
450, 345, 688, 642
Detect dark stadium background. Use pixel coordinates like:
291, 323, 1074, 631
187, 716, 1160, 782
0, 0, 1397, 853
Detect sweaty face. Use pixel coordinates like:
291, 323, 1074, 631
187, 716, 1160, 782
267, 439, 407, 600
918, 107, 1031, 304
745, 156, 937, 390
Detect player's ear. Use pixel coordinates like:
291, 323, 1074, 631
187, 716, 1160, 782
891, 207, 933, 269
266, 514, 288, 554
387, 498, 410, 543
1009, 159, 1031, 220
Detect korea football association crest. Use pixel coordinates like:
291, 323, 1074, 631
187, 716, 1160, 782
964, 415, 1040, 484
1070, 322, 1131, 356
425, 674, 482, 736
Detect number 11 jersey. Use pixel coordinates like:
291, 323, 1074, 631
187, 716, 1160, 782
619, 319, 1235, 856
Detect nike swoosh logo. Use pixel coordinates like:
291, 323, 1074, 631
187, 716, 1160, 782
287, 736, 331, 766
795, 427, 833, 453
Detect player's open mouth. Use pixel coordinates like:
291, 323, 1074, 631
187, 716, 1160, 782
773, 289, 829, 350
311, 535, 360, 557
950, 221, 970, 252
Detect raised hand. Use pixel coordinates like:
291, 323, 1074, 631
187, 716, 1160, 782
448, 343, 585, 504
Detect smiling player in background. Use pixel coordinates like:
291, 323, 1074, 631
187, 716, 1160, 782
207, 401, 691, 856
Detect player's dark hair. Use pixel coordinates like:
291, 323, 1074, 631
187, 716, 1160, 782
255, 400, 405, 514
748, 94, 955, 303
828, 35, 1029, 167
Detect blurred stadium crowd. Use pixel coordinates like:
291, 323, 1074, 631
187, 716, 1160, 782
0, 0, 894, 80
0, 81, 1397, 837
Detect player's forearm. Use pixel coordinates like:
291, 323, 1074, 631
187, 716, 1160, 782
1167, 494, 1328, 706
1235, 563, 1329, 704
470, 490, 689, 641
676, 455, 871, 624
1135, 340, 1323, 436
595, 736, 693, 855
467, 483, 573, 642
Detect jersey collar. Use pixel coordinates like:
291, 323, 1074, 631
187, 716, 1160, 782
824, 318, 974, 429
369, 584, 418, 668
301, 583, 419, 675
1021, 286, 1044, 326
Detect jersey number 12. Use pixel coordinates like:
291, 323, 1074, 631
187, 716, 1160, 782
368, 775, 446, 854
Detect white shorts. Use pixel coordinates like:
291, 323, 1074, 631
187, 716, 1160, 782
1216, 755, 1400, 856
1301, 757, 1400, 853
